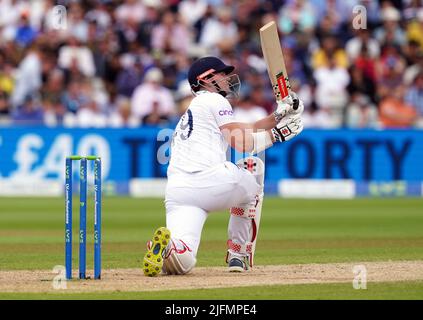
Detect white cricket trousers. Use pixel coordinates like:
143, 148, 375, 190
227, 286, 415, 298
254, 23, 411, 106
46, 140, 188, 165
164, 161, 260, 256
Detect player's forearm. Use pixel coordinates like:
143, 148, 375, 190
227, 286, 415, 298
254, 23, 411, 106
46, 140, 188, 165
230, 127, 255, 153
220, 119, 277, 153
220, 123, 255, 153
234, 129, 275, 153
252, 114, 277, 131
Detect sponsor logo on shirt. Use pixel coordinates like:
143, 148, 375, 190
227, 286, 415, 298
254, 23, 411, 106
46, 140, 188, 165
219, 110, 233, 116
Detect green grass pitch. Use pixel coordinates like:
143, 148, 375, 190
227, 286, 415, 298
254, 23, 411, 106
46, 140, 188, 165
0, 197, 422, 299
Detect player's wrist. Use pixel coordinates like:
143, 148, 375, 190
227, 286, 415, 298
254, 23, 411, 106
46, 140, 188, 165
273, 110, 284, 123
251, 131, 274, 154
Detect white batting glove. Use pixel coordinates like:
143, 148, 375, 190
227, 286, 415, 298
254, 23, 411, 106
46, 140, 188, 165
271, 114, 304, 143
273, 92, 304, 122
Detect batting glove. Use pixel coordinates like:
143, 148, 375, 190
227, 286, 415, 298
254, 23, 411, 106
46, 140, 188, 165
271, 114, 304, 142
273, 92, 304, 122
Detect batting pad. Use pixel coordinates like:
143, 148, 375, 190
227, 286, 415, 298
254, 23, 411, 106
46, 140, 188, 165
227, 156, 265, 267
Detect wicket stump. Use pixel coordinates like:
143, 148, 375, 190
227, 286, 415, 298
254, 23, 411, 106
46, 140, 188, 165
65, 155, 102, 280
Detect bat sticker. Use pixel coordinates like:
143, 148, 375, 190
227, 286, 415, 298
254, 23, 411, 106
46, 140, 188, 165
276, 72, 289, 99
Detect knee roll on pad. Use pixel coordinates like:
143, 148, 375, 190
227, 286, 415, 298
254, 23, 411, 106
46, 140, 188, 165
163, 239, 196, 275
237, 156, 265, 187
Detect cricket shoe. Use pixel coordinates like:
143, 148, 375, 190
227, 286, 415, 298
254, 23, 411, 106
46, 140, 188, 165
143, 227, 171, 277
228, 254, 249, 273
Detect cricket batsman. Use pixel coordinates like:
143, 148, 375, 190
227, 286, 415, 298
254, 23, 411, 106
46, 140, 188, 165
143, 56, 304, 276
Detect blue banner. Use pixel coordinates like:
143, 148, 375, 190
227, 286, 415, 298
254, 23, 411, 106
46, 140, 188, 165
0, 127, 422, 184
267, 129, 423, 181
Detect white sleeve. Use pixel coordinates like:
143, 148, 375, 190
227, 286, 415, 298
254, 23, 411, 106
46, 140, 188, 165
207, 93, 235, 127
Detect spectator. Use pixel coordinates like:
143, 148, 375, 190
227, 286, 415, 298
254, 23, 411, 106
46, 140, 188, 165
61, 81, 89, 114
313, 55, 350, 126
346, 29, 380, 62
0, 53, 14, 96
151, 10, 192, 55
40, 68, 65, 126
233, 96, 267, 123
312, 0, 356, 27
174, 53, 191, 89
12, 93, 45, 125
345, 93, 379, 128
58, 36, 96, 78
376, 44, 406, 100
115, 0, 147, 24
0, 0, 19, 27
278, 0, 317, 35
357, 0, 381, 28
67, 2, 90, 42
109, 97, 140, 128
283, 46, 308, 86
10, 43, 44, 108
379, 86, 417, 128
248, 85, 274, 115
403, 40, 421, 66
115, 55, 144, 98
92, 37, 117, 79
315, 14, 341, 42
403, 0, 422, 21
66, 99, 108, 128
142, 101, 172, 125
199, 6, 238, 54
311, 34, 349, 69
192, 4, 214, 43
0, 0, 23, 42
115, 13, 141, 54
406, 8, 423, 50
179, 0, 208, 26
0, 90, 9, 118
14, 11, 37, 48
302, 102, 336, 129
41, 69, 65, 107
85, 1, 112, 30
404, 49, 423, 86
43, 99, 67, 127
374, 5, 406, 47
405, 72, 423, 126
354, 42, 378, 84
131, 67, 175, 124
137, 2, 161, 50
347, 66, 376, 103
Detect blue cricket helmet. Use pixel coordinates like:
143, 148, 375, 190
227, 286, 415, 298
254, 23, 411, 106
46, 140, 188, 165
188, 56, 235, 91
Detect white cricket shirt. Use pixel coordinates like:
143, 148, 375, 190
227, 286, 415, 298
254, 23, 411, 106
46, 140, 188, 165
168, 91, 234, 175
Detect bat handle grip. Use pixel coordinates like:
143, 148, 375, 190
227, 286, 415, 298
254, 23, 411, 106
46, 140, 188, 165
292, 98, 299, 110
289, 90, 299, 110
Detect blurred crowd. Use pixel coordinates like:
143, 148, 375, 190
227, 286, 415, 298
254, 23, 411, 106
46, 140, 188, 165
0, 0, 422, 129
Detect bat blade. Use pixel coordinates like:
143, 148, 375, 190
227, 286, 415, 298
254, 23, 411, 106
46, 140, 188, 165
260, 21, 291, 101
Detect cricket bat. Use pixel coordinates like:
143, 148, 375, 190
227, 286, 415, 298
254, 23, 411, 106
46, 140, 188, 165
260, 21, 298, 109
